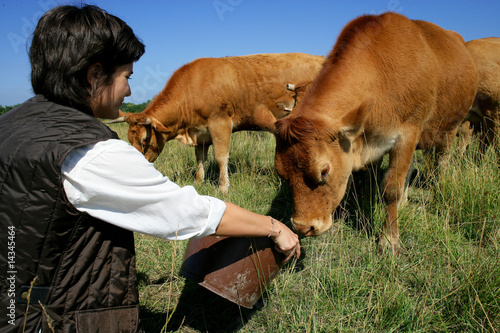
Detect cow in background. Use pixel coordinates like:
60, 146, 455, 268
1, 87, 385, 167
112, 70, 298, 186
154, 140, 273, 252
464, 37, 500, 150
111, 53, 324, 193
274, 13, 477, 254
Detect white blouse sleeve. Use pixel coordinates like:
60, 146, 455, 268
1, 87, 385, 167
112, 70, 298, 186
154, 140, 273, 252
61, 139, 226, 240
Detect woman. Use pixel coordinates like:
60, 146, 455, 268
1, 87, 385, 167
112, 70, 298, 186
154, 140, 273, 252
0, 5, 300, 332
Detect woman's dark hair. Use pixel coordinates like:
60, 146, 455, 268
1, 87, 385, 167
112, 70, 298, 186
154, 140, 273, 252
29, 5, 145, 114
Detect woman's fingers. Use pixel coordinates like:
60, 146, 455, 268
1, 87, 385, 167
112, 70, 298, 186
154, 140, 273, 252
276, 242, 301, 263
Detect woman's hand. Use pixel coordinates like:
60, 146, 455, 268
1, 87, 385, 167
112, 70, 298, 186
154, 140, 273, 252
269, 218, 301, 263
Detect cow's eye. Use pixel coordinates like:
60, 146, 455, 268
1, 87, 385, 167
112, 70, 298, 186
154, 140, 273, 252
318, 164, 330, 184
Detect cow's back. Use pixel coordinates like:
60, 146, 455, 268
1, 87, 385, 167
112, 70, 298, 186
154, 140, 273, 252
200, 53, 325, 129
222, 53, 324, 99
228, 53, 324, 83
466, 37, 500, 98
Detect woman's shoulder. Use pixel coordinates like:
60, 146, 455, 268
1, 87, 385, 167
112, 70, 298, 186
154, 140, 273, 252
69, 138, 149, 166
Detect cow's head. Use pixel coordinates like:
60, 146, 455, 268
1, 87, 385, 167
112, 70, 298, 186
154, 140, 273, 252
108, 112, 173, 162
275, 82, 314, 116
274, 99, 373, 236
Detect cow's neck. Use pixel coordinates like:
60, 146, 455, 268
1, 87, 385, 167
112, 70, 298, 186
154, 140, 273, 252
145, 95, 192, 137
307, 56, 397, 170
351, 128, 400, 171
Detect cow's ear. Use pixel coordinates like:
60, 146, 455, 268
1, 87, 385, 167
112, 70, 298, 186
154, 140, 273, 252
150, 117, 173, 135
340, 98, 374, 136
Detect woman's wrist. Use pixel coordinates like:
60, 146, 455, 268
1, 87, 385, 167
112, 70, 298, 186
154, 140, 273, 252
267, 216, 282, 240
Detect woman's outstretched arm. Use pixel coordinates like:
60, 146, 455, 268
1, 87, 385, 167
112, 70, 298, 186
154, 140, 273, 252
214, 202, 301, 263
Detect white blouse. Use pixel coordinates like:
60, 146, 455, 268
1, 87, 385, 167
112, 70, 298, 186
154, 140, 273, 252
61, 139, 226, 240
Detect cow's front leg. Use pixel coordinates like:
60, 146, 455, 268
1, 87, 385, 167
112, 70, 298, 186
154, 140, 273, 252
208, 117, 232, 193
194, 144, 209, 184
379, 132, 419, 255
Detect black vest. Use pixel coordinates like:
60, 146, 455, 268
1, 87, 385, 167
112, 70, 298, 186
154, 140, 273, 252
0, 96, 140, 332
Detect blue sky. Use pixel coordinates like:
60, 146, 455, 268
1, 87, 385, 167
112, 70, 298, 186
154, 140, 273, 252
1, 0, 500, 106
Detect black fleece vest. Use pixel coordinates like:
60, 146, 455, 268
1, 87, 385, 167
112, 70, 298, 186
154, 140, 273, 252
0, 96, 140, 332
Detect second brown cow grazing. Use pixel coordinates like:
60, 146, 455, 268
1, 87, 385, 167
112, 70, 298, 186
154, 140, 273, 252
465, 37, 500, 149
112, 53, 324, 193
274, 13, 478, 254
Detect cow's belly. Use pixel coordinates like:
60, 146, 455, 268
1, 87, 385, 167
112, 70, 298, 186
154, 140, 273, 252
195, 128, 212, 144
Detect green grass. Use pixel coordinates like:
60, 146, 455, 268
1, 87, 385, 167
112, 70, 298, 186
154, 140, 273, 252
108, 123, 500, 332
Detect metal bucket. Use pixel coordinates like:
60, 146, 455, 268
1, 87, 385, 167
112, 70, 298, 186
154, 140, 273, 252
179, 235, 283, 309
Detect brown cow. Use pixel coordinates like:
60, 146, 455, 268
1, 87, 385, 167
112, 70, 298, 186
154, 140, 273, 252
274, 13, 478, 254
112, 53, 324, 193
465, 37, 500, 149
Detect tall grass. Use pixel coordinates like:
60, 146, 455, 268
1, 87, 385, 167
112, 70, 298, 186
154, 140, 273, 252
108, 123, 500, 332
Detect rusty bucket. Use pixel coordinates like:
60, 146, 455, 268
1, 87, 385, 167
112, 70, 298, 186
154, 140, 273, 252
179, 235, 283, 309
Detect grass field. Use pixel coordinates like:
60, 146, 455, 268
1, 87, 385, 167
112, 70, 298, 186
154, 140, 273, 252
108, 123, 500, 333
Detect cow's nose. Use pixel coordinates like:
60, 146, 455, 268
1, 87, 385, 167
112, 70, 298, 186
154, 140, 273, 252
295, 224, 316, 237
304, 226, 316, 237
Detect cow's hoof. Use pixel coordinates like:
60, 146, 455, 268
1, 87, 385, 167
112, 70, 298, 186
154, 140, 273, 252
219, 184, 230, 194
377, 237, 399, 256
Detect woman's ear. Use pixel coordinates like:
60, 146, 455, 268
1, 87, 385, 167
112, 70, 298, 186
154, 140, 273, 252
86, 63, 103, 86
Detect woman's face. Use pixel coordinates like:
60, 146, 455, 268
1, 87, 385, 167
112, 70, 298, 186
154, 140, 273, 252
91, 63, 133, 119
